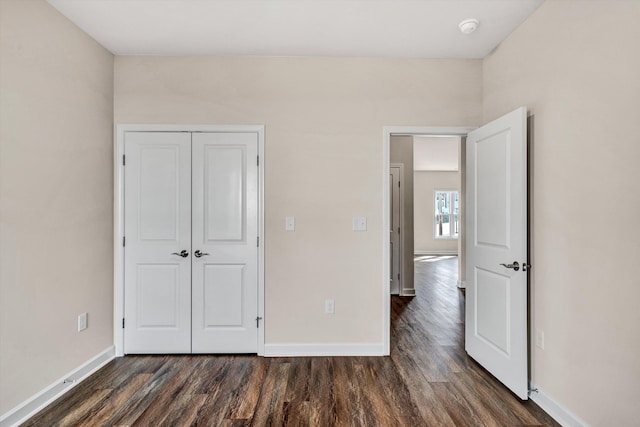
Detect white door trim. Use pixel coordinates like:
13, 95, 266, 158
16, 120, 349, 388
114, 124, 265, 357
382, 126, 475, 355
389, 163, 403, 295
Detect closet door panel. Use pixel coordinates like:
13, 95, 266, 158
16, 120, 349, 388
192, 132, 259, 353
123, 132, 192, 354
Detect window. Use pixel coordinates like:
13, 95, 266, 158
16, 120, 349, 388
434, 190, 459, 239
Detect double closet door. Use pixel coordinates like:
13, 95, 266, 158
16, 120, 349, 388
123, 131, 258, 354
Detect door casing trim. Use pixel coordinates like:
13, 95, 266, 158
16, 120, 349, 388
389, 163, 404, 296
114, 124, 266, 357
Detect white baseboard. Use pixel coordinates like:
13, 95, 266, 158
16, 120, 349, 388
264, 342, 385, 357
457, 280, 466, 289
528, 382, 588, 427
414, 250, 458, 256
401, 288, 416, 296
0, 346, 115, 427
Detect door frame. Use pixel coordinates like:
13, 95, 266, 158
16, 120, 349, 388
114, 124, 265, 357
382, 126, 474, 354
389, 163, 404, 295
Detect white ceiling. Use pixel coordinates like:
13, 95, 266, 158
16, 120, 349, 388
47, 0, 544, 58
413, 136, 459, 171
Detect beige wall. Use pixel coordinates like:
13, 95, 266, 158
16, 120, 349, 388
414, 171, 460, 253
390, 136, 414, 294
0, 0, 114, 414
115, 56, 482, 344
483, 1, 640, 425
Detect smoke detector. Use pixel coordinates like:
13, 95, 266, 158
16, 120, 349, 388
459, 18, 480, 34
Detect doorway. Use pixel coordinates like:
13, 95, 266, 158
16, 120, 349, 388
382, 126, 474, 354
383, 107, 529, 399
114, 125, 265, 357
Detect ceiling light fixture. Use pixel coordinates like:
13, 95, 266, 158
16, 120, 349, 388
458, 18, 480, 35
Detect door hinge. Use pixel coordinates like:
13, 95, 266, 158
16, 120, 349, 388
398, 227, 400, 233
122, 318, 125, 329
256, 316, 263, 328
122, 236, 125, 247
257, 155, 259, 166
257, 236, 259, 247
122, 155, 125, 166
398, 273, 400, 280
398, 181, 400, 187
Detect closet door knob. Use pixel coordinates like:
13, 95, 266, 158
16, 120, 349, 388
171, 250, 189, 258
194, 250, 210, 258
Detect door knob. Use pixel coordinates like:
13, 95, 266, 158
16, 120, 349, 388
500, 261, 520, 271
194, 250, 210, 258
171, 250, 189, 258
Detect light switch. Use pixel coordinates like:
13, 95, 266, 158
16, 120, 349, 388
285, 216, 295, 231
352, 216, 367, 231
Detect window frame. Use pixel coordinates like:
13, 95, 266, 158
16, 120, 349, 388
434, 189, 459, 240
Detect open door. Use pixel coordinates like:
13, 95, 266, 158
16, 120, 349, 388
465, 107, 529, 399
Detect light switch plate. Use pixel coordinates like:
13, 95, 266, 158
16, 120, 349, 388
325, 299, 335, 314
352, 216, 367, 231
78, 312, 88, 332
285, 216, 295, 231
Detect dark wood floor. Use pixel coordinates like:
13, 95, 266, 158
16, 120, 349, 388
24, 256, 558, 426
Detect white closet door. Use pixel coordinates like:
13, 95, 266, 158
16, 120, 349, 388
124, 132, 192, 354
191, 132, 259, 353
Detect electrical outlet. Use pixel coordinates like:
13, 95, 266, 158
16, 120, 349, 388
325, 299, 335, 314
535, 328, 544, 349
78, 313, 88, 332
285, 216, 295, 231
352, 216, 367, 231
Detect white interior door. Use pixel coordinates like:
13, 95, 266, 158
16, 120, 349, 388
390, 165, 402, 295
191, 132, 259, 353
465, 107, 529, 399
124, 132, 192, 354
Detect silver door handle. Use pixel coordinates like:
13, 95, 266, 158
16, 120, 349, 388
171, 250, 189, 258
194, 250, 210, 258
500, 261, 520, 271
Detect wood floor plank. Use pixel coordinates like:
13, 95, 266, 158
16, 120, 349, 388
308, 357, 337, 427
130, 358, 203, 426
227, 357, 270, 420
52, 388, 112, 427
365, 356, 424, 423
432, 381, 488, 427
248, 361, 290, 426
463, 361, 543, 426
390, 343, 457, 427
193, 357, 256, 426
281, 400, 310, 427
155, 392, 207, 427
284, 357, 311, 403
106, 357, 183, 426
447, 371, 513, 427
23, 256, 560, 427
76, 373, 153, 426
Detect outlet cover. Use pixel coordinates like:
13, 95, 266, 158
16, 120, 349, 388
325, 299, 335, 314
352, 216, 367, 231
285, 216, 295, 231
